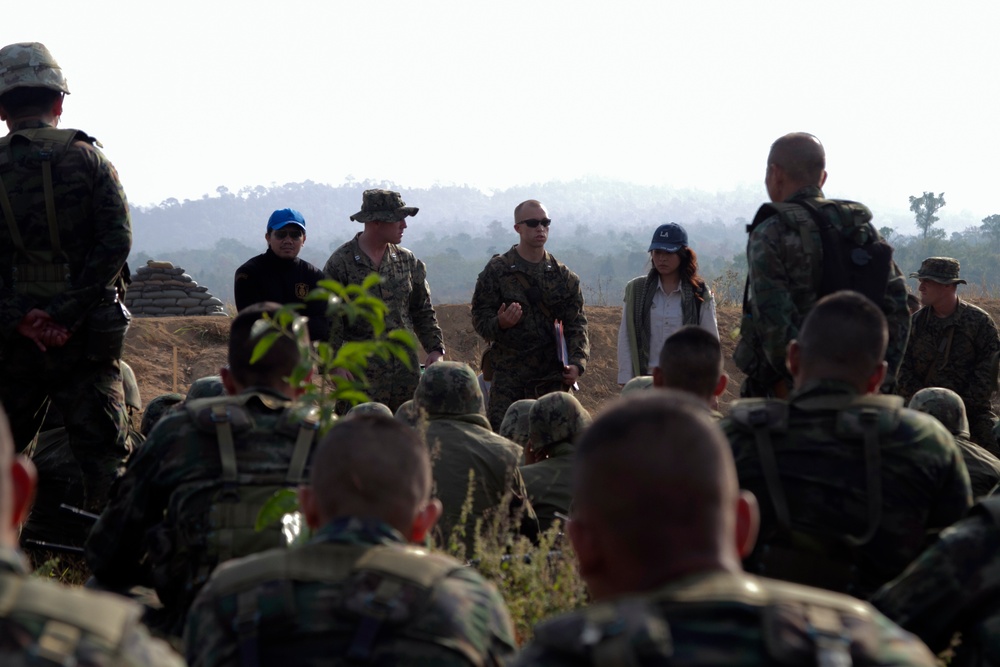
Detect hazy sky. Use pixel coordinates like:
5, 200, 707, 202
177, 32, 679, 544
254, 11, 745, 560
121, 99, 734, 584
8, 1, 1000, 228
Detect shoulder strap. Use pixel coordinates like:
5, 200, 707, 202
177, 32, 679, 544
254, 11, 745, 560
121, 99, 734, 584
624, 279, 641, 377
730, 399, 793, 530
284, 409, 318, 484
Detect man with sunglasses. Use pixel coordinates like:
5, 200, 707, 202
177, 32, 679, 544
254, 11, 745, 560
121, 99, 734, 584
472, 199, 590, 431
234, 208, 329, 342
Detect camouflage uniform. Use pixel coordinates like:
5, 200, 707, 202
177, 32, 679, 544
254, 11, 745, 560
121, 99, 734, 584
415, 362, 535, 546
721, 379, 972, 598
472, 246, 590, 430
514, 570, 937, 666
872, 498, 1000, 665
734, 186, 910, 396
519, 393, 590, 534
499, 398, 535, 449
184, 517, 517, 666
85, 388, 319, 637
898, 298, 1000, 453
324, 232, 443, 411
0, 547, 183, 666
909, 387, 1000, 498
0, 44, 131, 510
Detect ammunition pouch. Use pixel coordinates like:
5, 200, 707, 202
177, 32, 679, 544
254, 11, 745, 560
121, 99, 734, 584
12, 250, 71, 300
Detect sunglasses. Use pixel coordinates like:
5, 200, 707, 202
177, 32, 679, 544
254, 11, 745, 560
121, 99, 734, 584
273, 229, 304, 240
519, 218, 551, 228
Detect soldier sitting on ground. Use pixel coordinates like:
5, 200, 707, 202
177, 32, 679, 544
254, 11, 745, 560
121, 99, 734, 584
909, 387, 1000, 499
652, 325, 728, 417
520, 392, 590, 535
185, 414, 517, 666
415, 361, 536, 549
722, 290, 971, 598
86, 302, 321, 638
514, 392, 937, 666
0, 403, 183, 665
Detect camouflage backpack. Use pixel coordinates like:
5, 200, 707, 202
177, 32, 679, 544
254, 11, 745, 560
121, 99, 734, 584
147, 393, 318, 614
203, 542, 464, 667
749, 195, 894, 307
727, 393, 903, 596
0, 570, 139, 666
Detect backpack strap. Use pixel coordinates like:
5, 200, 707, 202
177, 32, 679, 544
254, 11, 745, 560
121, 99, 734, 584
284, 410, 318, 484
729, 399, 792, 530
211, 404, 240, 483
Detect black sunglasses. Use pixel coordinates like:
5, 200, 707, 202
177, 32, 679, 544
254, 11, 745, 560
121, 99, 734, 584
519, 218, 551, 228
273, 229, 304, 239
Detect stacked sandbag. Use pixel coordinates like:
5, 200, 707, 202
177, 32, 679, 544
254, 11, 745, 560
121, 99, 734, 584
125, 260, 228, 317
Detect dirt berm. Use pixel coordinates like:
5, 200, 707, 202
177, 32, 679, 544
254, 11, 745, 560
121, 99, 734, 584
124, 300, 1000, 419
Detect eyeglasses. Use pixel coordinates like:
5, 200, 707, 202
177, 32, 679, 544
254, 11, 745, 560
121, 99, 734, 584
518, 218, 551, 228
273, 229, 304, 240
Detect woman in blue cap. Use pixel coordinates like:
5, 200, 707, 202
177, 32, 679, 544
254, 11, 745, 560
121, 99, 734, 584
617, 223, 719, 384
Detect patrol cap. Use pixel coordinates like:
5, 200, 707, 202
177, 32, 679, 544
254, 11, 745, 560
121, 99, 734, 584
648, 223, 688, 253
266, 208, 306, 232
499, 399, 535, 448
909, 387, 970, 438
415, 361, 484, 417
350, 189, 419, 223
620, 375, 654, 396
0, 42, 69, 97
528, 392, 591, 450
909, 257, 967, 285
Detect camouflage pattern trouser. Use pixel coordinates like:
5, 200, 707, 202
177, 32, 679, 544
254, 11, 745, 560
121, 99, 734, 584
361, 354, 421, 414
0, 335, 128, 511
487, 374, 566, 433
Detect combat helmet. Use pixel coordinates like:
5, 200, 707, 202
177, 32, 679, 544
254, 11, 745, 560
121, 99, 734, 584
0, 42, 70, 97
529, 392, 591, 451
499, 399, 535, 447
346, 401, 393, 419
908, 387, 970, 438
141, 393, 184, 437
415, 361, 484, 417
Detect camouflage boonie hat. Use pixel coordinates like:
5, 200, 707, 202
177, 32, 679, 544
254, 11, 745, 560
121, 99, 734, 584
415, 361, 484, 417
120, 361, 141, 411
529, 392, 591, 450
186, 375, 225, 401
346, 402, 393, 418
0, 42, 69, 97
350, 189, 419, 223
909, 257, 967, 285
620, 375, 654, 396
909, 387, 970, 438
141, 393, 184, 437
499, 399, 535, 447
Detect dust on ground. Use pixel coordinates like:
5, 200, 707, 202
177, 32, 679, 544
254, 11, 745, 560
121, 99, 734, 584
124, 299, 1000, 419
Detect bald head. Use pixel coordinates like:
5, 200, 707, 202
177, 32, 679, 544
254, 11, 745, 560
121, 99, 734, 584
793, 291, 887, 387
572, 392, 743, 596
768, 133, 825, 184
514, 199, 545, 223
307, 416, 432, 533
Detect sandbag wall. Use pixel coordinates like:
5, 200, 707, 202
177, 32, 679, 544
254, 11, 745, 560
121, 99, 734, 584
125, 260, 228, 317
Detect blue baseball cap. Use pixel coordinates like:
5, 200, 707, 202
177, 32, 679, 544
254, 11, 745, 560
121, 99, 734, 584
648, 223, 688, 253
267, 208, 306, 232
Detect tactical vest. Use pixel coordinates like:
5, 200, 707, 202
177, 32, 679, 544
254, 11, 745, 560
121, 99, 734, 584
0, 127, 92, 301
0, 570, 138, 665
728, 394, 903, 596
146, 393, 319, 615
204, 542, 463, 667
748, 196, 893, 307
530, 572, 904, 666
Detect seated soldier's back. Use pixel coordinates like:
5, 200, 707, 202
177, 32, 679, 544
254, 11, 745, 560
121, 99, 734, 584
184, 516, 516, 666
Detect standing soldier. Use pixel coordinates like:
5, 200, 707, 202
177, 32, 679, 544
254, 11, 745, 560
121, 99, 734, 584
324, 189, 445, 412
734, 132, 910, 398
472, 199, 590, 431
0, 42, 131, 511
898, 257, 1000, 452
